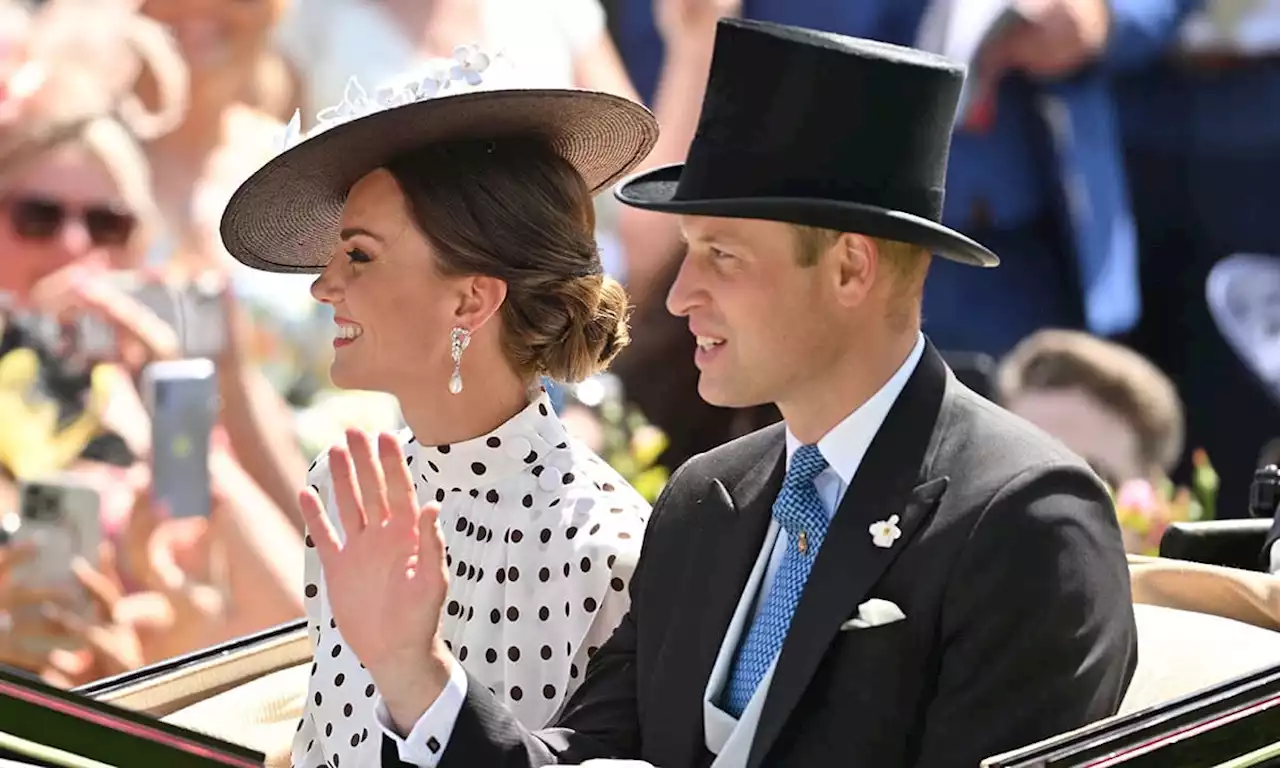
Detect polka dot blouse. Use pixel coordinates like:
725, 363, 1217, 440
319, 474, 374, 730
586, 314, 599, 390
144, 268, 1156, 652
292, 391, 650, 768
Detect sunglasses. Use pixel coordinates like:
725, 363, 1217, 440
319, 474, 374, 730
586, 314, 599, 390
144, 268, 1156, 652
2, 195, 138, 248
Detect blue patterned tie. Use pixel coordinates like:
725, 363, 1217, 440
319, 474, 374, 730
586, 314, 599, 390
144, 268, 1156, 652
722, 444, 830, 717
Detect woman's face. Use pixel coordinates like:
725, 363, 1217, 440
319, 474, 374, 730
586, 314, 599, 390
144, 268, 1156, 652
0, 143, 138, 299
1006, 386, 1147, 484
310, 169, 474, 395
139, 0, 281, 79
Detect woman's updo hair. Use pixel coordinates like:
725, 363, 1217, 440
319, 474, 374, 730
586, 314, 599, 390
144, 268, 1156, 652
384, 136, 630, 384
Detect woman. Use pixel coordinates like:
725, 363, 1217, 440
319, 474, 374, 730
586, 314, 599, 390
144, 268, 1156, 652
217, 51, 658, 767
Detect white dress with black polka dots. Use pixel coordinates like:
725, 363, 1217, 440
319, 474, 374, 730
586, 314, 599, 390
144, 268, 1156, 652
292, 391, 650, 768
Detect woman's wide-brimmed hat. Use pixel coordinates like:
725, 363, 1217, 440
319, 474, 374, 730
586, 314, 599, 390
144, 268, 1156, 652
220, 47, 659, 274
615, 19, 998, 267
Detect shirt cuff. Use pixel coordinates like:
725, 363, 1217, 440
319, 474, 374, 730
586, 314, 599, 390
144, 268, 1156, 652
1269, 539, 1280, 576
373, 657, 469, 767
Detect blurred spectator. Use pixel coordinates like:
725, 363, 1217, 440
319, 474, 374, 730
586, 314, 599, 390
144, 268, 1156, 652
0, 0, 304, 686
1119, 0, 1280, 517
998, 329, 1185, 488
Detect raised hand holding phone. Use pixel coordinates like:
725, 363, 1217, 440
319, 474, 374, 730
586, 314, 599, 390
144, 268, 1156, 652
298, 430, 452, 734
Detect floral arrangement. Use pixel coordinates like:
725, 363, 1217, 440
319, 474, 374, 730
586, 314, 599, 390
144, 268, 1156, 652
1112, 449, 1220, 556
560, 375, 670, 503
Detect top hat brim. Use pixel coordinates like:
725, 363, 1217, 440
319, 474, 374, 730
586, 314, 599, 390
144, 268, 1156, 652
616, 163, 999, 268
221, 89, 658, 274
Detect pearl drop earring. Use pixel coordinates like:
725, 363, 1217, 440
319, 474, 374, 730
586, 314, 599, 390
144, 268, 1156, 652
449, 326, 471, 394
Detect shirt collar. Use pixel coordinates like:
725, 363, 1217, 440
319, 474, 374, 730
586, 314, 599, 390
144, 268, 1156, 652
785, 333, 926, 485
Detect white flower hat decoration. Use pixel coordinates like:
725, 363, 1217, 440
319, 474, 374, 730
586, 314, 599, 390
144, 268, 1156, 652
221, 44, 658, 275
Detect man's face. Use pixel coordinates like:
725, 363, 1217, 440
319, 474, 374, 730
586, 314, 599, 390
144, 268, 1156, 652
665, 216, 858, 410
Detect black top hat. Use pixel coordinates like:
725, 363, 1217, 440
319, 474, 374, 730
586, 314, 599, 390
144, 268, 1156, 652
616, 19, 998, 267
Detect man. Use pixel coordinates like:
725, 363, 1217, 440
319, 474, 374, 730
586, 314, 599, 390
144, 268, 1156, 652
303, 20, 1138, 768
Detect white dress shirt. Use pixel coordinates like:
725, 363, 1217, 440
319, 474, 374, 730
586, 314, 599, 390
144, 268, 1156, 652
377, 335, 926, 767
1269, 539, 1279, 575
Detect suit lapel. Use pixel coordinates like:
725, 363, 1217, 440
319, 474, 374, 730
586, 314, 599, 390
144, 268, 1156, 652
653, 430, 784, 768
748, 343, 952, 768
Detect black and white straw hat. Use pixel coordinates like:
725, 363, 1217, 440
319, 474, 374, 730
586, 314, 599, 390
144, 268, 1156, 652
220, 46, 659, 274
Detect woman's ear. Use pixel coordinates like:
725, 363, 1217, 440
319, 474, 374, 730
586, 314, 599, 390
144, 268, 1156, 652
453, 274, 508, 331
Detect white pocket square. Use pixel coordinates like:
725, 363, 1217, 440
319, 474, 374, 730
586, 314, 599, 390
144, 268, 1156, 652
840, 598, 906, 630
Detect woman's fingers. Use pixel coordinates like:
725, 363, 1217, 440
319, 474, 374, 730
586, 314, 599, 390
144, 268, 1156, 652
377, 432, 417, 526
71, 558, 123, 621
346, 430, 390, 526
416, 504, 446, 579
298, 487, 342, 567
327, 444, 368, 536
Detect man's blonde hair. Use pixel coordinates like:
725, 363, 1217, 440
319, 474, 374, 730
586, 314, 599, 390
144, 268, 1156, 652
792, 225, 930, 329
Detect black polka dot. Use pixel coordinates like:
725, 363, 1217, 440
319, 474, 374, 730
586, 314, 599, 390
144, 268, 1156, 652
524, 450, 538, 464
405, 454, 414, 465
490, 608, 501, 624
540, 645, 553, 660
486, 648, 498, 663
486, 436, 502, 448
471, 462, 487, 475
438, 445, 451, 454
296, 719, 304, 732
607, 554, 617, 568
343, 703, 353, 717
469, 488, 480, 498
556, 441, 568, 449
428, 461, 440, 473
538, 403, 548, 416
447, 600, 461, 616
459, 646, 469, 661
563, 563, 571, 578
467, 607, 474, 621
467, 522, 476, 537
330, 617, 337, 629
330, 644, 341, 657
477, 525, 488, 540
562, 472, 575, 484
305, 584, 318, 598
590, 523, 601, 535
508, 566, 520, 582
308, 459, 318, 471
305, 534, 314, 548
511, 685, 524, 701
467, 564, 476, 580
455, 518, 467, 533
325, 723, 333, 737
603, 483, 615, 491
508, 646, 520, 662
549, 498, 561, 507
584, 597, 598, 612
511, 529, 524, 543
539, 606, 550, 621
362, 728, 369, 743
532, 465, 544, 476
507, 606, 520, 621
567, 526, 579, 539
611, 577, 626, 592
486, 489, 500, 504
456, 561, 467, 578
522, 494, 534, 508
334, 673, 345, 686
436, 488, 446, 502
310, 662, 317, 676
314, 692, 323, 706
540, 528, 552, 544
588, 645, 599, 658
350, 734, 360, 748
496, 568, 507, 585
539, 567, 551, 582
580, 557, 592, 573
565, 602, 571, 616
571, 664, 580, 679
365, 684, 375, 698
477, 567, 485, 581
543, 684, 557, 699
334, 752, 340, 766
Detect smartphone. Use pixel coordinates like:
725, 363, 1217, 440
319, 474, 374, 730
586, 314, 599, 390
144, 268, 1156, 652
143, 359, 218, 519
74, 273, 226, 361
9, 476, 102, 639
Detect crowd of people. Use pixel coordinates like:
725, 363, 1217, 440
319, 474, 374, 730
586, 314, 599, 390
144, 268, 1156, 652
0, 0, 1278, 766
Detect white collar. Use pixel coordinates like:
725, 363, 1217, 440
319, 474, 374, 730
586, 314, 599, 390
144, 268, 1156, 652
784, 333, 926, 484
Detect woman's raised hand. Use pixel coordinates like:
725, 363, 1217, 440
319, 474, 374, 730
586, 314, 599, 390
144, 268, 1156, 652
299, 430, 453, 729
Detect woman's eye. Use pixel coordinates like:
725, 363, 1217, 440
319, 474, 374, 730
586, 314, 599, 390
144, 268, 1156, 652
346, 248, 371, 264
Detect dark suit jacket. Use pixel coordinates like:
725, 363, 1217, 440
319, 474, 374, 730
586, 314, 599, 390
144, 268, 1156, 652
384, 343, 1138, 768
